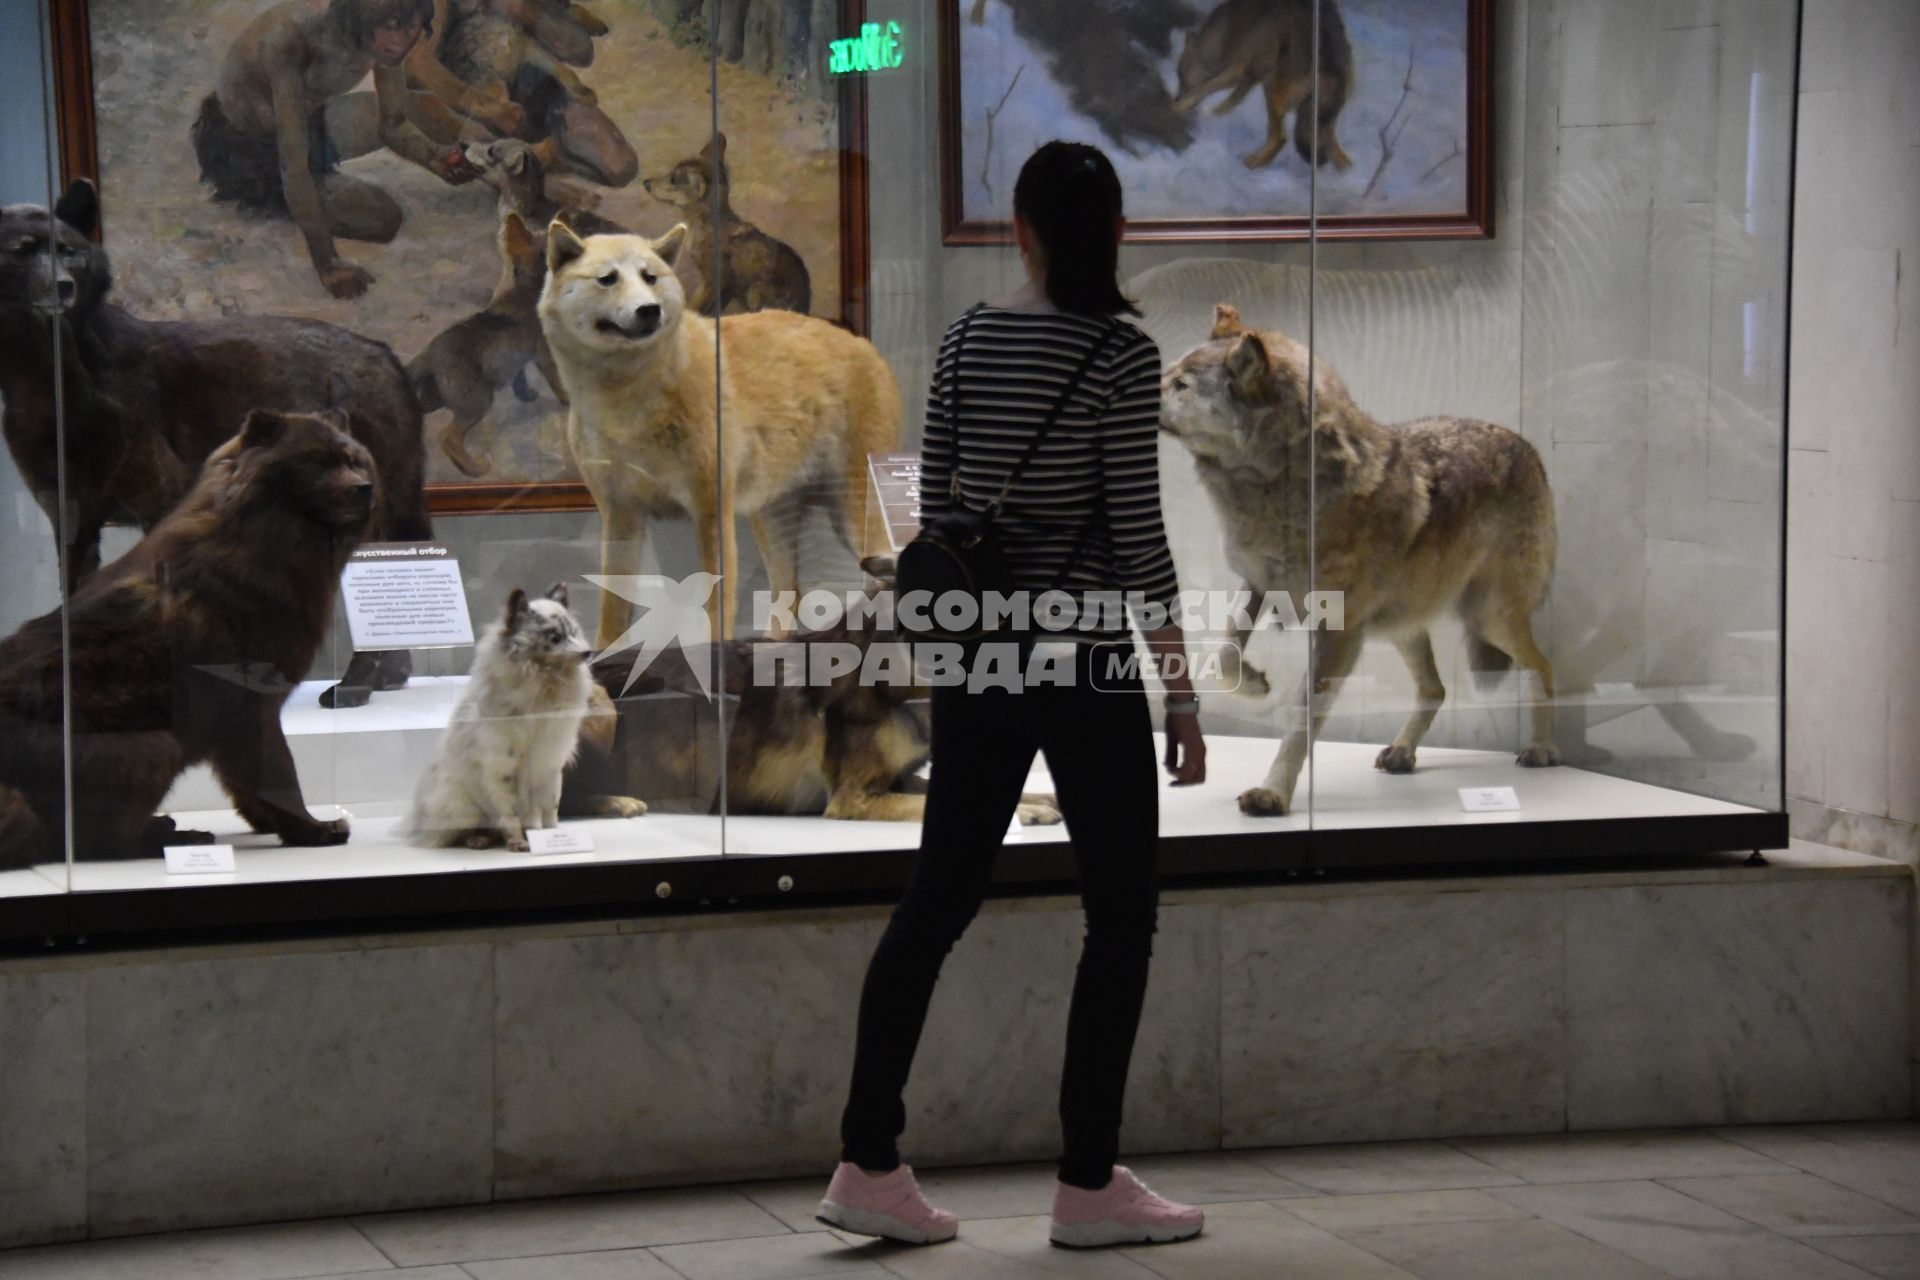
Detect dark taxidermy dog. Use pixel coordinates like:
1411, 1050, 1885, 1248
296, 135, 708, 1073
0, 180, 432, 708
0, 410, 376, 869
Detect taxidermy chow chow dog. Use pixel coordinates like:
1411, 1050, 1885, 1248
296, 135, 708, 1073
406, 584, 608, 851
0, 410, 375, 869
409, 212, 561, 477
537, 222, 902, 649
642, 132, 812, 317
0, 181, 431, 708
1160, 305, 1559, 817
565, 558, 1060, 824
1172, 0, 1353, 171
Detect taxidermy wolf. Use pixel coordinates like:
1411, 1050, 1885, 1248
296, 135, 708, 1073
0, 180, 431, 708
406, 583, 604, 851
537, 222, 901, 648
1160, 304, 1560, 817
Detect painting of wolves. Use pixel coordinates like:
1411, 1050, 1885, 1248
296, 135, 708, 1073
643, 132, 813, 316
566, 559, 1061, 824
70, 0, 864, 495
0, 410, 377, 869
1172, 0, 1354, 171
0, 181, 431, 707
406, 583, 602, 851
945, 0, 1485, 239
1159, 304, 1559, 817
408, 211, 559, 476
537, 223, 901, 648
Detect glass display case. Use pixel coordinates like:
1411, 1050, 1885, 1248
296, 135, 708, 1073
0, 0, 1790, 941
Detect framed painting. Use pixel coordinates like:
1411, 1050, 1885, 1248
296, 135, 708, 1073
939, 0, 1492, 244
49, 0, 872, 514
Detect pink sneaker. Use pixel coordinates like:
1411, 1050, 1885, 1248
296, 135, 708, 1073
817, 1162, 959, 1244
1050, 1166, 1204, 1248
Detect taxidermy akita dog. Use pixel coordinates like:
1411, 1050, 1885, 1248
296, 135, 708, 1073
0, 410, 375, 868
407, 583, 615, 851
1161, 305, 1560, 817
537, 222, 902, 649
1172, 0, 1354, 171
567, 558, 1060, 824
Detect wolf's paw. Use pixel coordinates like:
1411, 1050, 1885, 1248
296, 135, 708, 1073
463, 832, 497, 850
1238, 787, 1289, 817
505, 833, 531, 853
1017, 800, 1062, 826
599, 795, 648, 818
1375, 745, 1417, 774
319, 681, 372, 709
284, 816, 350, 847
1517, 744, 1562, 768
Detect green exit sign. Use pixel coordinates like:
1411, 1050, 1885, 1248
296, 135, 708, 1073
829, 21, 904, 75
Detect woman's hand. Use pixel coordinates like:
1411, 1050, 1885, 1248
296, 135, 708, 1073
1163, 712, 1206, 785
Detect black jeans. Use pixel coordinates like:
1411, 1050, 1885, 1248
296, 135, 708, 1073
839, 641, 1160, 1190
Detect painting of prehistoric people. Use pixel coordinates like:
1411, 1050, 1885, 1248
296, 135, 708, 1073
54, 0, 868, 505
940, 0, 1490, 242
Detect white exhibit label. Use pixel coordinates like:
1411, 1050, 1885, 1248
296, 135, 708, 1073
526, 827, 596, 855
164, 844, 236, 875
340, 542, 476, 651
1458, 786, 1521, 813
868, 451, 923, 552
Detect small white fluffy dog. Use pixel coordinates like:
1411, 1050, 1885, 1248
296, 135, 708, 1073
407, 584, 593, 851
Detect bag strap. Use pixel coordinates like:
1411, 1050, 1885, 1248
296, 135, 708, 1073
948, 309, 1125, 516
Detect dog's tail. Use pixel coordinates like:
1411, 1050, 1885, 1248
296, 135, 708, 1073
1465, 633, 1513, 693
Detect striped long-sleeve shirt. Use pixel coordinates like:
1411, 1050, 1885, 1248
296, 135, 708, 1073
917, 305, 1182, 638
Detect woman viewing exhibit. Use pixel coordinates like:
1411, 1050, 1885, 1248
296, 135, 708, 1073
818, 141, 1210, 1250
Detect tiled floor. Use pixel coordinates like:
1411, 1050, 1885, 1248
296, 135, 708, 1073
8, 1125, 1920, 1279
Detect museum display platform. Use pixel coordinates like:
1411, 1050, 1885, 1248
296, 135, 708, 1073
0, 676, 1782, 944
1, 839, 1904, 1248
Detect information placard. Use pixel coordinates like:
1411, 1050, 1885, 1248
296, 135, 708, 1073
1458, 786, 1522, 813
868, 452, 924, 552
164, 844, 236, 875
340, 543, 476, 651
526, 827, 596, 856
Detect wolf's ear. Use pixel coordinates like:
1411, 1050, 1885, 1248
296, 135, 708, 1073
54, 179, 99, 237
545, 581, 569, 606
503, 142, 529, 174
504, 588, 529, 624
500, 212, 537, 262
653, 223, 688, 267
546, 219, 586, 272
314, 406, 351, 434
239, 408, 288, 450
1211, 303, 1244, 340
1225, 333, 1272, 396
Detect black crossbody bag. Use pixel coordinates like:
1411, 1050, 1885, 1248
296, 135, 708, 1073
895, 307, 1123, 643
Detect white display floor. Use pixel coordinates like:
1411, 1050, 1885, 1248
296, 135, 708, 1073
4, 678, 1766, 898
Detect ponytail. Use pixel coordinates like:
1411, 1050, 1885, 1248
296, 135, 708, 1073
1013, 141, 1137, 317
